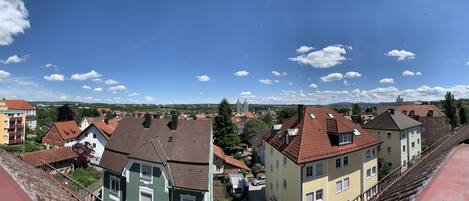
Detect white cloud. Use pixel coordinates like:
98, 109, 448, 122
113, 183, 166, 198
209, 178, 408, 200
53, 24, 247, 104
343, 80, 349, 86
43, 74, 64, 81
196, 75, 210, 82
466, 61, 469, 66
385, 49, 415, 61
104, 79, 119, 85
0, 0, 30, 46
309, 83, 317, 88
93, 87, 103, 92
92, 78, 101, 82
273, 79, 280, 83
43, 63, 59, 68
296, 46, 314, 53
144, 96, 155, 101
128, 92, 139, 96
240, 91, 252, 95
1, 54, 27, 64
289, 45, 348, 68
82, 85, 91, 90
379, 78, 394, 84
403, 70, 422, 76
0, 70, 11, 79
109, 85, 126, 91
259, 79, 272, 85
60, 95, 67, 100
271, 71, 288, 76
416, 72, 422, 75
71, 70, 102, 81
320, 73, 343, 82
344, 71, 362, 78
234, 70, 249, 77
288, 82, 293, 86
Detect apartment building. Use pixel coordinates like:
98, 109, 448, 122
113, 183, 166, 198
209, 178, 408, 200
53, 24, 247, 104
1, 99, 37, 130
264, 106, 381, 201
362, 109, 422, 171
0, 102, 26, 144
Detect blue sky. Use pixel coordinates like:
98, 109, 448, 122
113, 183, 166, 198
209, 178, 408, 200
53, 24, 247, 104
1, 0, 469, 104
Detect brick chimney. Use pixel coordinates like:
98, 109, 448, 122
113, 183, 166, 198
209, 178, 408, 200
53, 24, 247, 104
298, 104, 304, 123
170, 111, 178, 130
143, 113, 152, 129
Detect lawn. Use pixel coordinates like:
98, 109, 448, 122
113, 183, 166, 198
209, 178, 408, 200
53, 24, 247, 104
0, 141, 46, 155
67, 166, 102, 187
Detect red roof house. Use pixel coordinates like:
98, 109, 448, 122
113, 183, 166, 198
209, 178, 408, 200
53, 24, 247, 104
213, 145, 249, 175
42, 121, 81, 147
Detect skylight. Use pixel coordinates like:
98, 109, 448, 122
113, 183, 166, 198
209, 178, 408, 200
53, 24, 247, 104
309, 113, 316, 119
287, 128, 299, 136
327, 113, 334, 118
353, 129, 361, 136
273, 124, 283, 130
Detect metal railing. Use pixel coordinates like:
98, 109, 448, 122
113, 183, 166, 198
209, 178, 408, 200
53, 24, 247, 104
38, 161, 102, 201
352, 126, 467, 201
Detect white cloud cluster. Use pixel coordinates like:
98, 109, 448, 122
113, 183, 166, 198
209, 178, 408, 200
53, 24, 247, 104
259, 79, 272, 85
385, 49, 415, 61
71, 70, 102, 81
240, 91, 252, 95
82, 85, 91, 90
296, 46, 314, 53
320, 73, 343, 82
0, 0, 30, 46
104, 79, 119, 85
402, 70, 422, 76
109, 85, 126, 91
271, 71, 288, 76
0, 69, 11, 79
128, 92, 139, 96
344, 71, 362, 78
43, 74, 64, 81
379, 78, 394, 84
1, 54, 27, 64
234, 70, 249, 77
196, 75, 210, 82
93, 87, 103, 92
290, 45, 348, 68
309, 83, 317, 88
144, 96, 155, 101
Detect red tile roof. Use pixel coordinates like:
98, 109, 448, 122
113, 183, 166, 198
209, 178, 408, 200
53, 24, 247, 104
213, 145, 249, 170
396, 104, 445, 117
53, 121, 81, 140
264, 107, 381, 164
19, 147, 78, 167
94, 121, 116, 138
1, 100, 34, 110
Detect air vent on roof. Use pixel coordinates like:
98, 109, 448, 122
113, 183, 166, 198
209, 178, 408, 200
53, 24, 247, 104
273, 124, 283, 130
327, 113, 334, 118
353, 129, 361, 136
309, 113, 316, 119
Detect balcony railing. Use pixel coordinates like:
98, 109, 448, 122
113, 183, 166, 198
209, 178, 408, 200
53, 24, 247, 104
8, 139, 23, 144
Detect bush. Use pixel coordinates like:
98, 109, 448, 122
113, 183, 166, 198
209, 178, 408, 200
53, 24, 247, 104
67, 167, 102, 187
0, 142, 46, 154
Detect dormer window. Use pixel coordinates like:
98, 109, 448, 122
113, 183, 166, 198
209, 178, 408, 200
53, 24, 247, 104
409, 110, 415, 116
427, 110, 433, 117
339, 134, 352, 145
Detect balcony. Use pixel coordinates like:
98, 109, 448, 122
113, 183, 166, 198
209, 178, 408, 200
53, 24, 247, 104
9, 132, 23, 138
8, 139, 23, 144
10, 117, 23, 122
9, 124, 23, 130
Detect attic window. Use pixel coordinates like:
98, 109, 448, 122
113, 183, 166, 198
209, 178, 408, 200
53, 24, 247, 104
327, 113, 334, 118
309, 113, 316, 119
353, 129, 361, 136
339, 134, 352, 145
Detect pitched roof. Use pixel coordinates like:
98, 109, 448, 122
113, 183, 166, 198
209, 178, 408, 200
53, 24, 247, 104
362, 111, 422, 131
396, 104, 445, 117
213, 145, 249, 170
264, 107, 381, 164
100, 117, 212, 191
1, 100, 34, 110
53, 121, 81, 140
94, 121, 116, 137
19, 147, 78, 167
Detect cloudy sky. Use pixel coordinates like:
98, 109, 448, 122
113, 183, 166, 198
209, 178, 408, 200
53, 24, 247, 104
1, 0, 469, 104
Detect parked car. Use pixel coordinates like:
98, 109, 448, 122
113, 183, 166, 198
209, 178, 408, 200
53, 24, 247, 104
229, 173, 245, 198
251, 176, 266, 186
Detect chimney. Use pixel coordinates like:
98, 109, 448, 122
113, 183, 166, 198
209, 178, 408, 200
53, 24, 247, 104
170, 111, 178, 130
143, 113, 152, 129
298, 104, 304, 123
388, 108, 395, 115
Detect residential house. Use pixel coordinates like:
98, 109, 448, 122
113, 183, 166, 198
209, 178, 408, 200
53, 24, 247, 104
1, 99, 36, 130
79, 117, 119, 131
96, 108, 113, 117
99, 113, 213, 201
42, 121, 81, 147
213, 145, 249, 176
362, 109, 423, 171
395, 104, 451, 146
248, 128, 270, 165
19, 147, 78, 174
76, 121, 116, 164
264, 105, 381, 201
0, 102, 26, 144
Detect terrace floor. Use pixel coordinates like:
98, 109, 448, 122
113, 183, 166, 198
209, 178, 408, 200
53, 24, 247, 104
416, 143, 469, 201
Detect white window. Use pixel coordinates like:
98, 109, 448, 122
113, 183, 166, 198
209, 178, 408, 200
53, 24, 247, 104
343, 156, 349, 166
412, 142, 415, 148
140, 191, 152, 201
366, 149, 371, 159
140, 164, 152, 182
315, 189, 323, 201
417, 138, 420, 144
181, 194, 196, 201
372, 148, 376, 155
336, 181, 342, 193
403, 145, 406, 152
372, 166, 376, 176
343, 178, 349, 190
339, 134, 352, 145
366, 169, 371, 179
336, 158, 342, 168
110, 176, 120, 196
283, 156, 288, 167
315, 163, 323, 176
306, 192, 314, 201
306, 166, 313, 177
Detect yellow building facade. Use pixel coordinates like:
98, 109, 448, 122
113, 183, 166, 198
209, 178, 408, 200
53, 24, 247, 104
0, 102, 26, 144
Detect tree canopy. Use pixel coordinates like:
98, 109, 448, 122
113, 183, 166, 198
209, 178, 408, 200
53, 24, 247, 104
277, 107, 296, 123
241, 119, 267, 142
460, 106, 467, 125
56, 104, 75, 122
443, 92, 458, 129
213, 98, 240, 151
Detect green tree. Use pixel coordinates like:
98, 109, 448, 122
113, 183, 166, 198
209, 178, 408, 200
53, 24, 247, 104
460, 106, 467, 125
241, 119, 267, 142
56, 104, 75, 122
261, 112, 274, 127
277, 107, 296, 123
352, 103, 361, 115
443, 92, 458, 129
105, 111, 116, 119
214, 98, 240, 151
